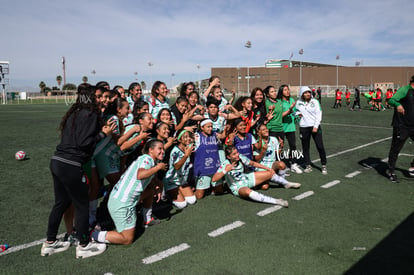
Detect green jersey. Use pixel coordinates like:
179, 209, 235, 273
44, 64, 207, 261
281, 98, 297, 133
265, 98, 283, 132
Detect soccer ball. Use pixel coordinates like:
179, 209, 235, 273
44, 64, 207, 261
408, 167, 414, 177
15, 151, 26, 161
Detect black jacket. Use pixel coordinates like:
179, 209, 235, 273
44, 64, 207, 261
54, 108, 105, 165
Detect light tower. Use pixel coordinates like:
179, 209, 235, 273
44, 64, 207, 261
0, 61, 10, 104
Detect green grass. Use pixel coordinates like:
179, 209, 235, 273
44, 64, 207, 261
0, 100, 413, 274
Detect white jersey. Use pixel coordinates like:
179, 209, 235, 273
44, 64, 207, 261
217, 154, 251, 187
164, 146, 191, 187
204, 113, 226, 134
254, 136, 280, 168
110, 154, 155, 207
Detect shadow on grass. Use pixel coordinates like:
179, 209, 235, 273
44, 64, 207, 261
345, 212, 414, 275
358, 157, 414, 181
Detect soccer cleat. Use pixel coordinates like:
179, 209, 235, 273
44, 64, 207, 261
408, 167, 414, 177
40, 240, 71, 256
284, 182, 301, 189
303, 165, 312, 173
75, 242, 106, 259
143, 217, 161, 228
321, 165, 328, 175
274, 199, 289, 208
290, 163, 303, 174
388, 173, 398, 183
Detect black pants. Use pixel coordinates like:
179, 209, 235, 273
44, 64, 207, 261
269, 131, 284, 140
300, 126, 327, 166
388, 126, 414, 173
284, 131, 299, 164
352, 98, 361, 109
47, 159, 89, 245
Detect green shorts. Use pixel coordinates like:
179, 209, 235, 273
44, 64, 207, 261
196, 175, 222, 190
163, 179, 181, 191
94, 151, 120, 179
228, 173, 256, 196
108, 197, 138, 232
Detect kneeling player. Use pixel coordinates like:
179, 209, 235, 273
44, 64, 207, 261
92, 139, 166, 245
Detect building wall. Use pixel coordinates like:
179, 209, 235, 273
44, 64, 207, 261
212, 66, 414, 94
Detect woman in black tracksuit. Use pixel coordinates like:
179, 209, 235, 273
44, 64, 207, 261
42, 83, 113, 259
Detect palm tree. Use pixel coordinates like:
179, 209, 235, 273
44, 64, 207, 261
82, 76, 88, 83
56, 75, 62, 88
39, 81, 46, 93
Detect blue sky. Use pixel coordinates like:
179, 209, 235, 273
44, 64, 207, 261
1, 0, 413, 92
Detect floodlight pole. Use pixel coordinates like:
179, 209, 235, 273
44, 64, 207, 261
0, 61, 10, 104
196, 64, 201, 90
299, 49, 303, 88
336, 55, 340, 90
62, 57, 66, 87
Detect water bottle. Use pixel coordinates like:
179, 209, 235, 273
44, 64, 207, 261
0, 244, 9, 252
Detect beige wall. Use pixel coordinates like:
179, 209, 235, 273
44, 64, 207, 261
212, 66, 414, 94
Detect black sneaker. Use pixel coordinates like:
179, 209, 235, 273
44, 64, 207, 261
388, 173, 398, 183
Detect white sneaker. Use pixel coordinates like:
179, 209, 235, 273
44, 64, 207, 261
76, 242, 106, 259
321, 165, 328, 175
284, 182, 301, 189
41, 240, 71, 256
290, 163, 303, 174
304, 165, 312, 173
274, 199, 289, 208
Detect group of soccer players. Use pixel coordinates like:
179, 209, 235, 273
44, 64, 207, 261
43, 76, 333, 258
332, 87, 397, 111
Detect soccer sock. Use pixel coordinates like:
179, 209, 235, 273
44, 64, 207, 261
173, 200, 187, 209
89, 200, 98, 226
91, 230, 109, 243
141, 207, 152, 223
248, 190, 277, 204
271, 174, 289, 185
278, 168, 288, 179
185, 195, 197, 205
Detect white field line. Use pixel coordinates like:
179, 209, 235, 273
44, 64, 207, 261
312, 136, 392, 163
399, 153, 414, 157
257, 205, 283, 216
321, 180, 341, 189
292, 191, 314, 201
322, 122, 392, 130
345, 171, 362, 178
0, 233, 65, 256
208, 221, 245, 237
142, 243, 190, 264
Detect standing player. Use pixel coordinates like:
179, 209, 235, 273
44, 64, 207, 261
296, 86, 328, 175
333, 89, 343, 108
276, 84, 303, 174
387, 76, 414, 183
345, 89, 351, 107
351, 88, 362, 111
385, 88, 394, 109
41, 84, 112, 258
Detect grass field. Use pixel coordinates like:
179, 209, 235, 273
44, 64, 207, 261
0, 99, 413, 274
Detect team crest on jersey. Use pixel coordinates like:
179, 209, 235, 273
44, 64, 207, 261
311, 102, 315, 108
